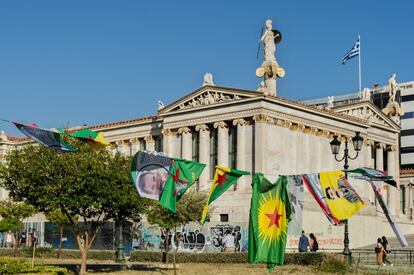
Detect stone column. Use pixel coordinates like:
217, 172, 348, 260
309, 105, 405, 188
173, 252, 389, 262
162, 129, 175, 156
387, 145, 398, 216
196, 124, 210, 191
253, 114, 270, 174
130, 138, 140, 156
408, 182, 413, 220
233, 118, 247, 190
178, 127, 192, 160
375, 143, 385, 214
145, 136, 155, 152
214, 121, 229, 167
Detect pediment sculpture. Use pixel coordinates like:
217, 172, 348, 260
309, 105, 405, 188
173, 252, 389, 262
178, 91, 242, 110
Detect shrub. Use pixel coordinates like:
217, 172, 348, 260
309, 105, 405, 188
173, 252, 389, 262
0, 257, 69, 274
130, 251, 332, 265
316, 255, 348, 274
0, 248, 115, 260
22, 246, 54, 258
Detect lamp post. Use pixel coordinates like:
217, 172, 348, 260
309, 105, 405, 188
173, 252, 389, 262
329, 131, 363, 264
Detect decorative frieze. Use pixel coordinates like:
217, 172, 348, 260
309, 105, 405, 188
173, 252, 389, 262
178, 91, 242, 110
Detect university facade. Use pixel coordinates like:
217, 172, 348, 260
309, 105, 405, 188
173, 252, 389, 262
1, 82, 412, 251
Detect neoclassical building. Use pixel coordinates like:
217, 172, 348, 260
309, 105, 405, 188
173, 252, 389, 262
1, 81, 411, 251
0, 19, 412, 251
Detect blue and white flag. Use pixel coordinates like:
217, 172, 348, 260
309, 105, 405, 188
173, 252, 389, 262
341, 38, 360, 64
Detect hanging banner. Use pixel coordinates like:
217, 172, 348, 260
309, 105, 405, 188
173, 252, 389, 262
370, 181, 408, 247
286, 175, 304, 235
130, 151, 172, 201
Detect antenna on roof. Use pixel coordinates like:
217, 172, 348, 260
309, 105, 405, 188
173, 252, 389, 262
256, 27, 264, 59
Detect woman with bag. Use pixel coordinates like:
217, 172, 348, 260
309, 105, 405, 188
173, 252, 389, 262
375, 238, 384, 265
381, 236, 393, 266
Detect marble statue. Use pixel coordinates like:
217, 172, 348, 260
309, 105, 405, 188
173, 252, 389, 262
325, 96, 334, 110
360, 88, 371, 101
157, 100, 165, 110
388, 73, 398, 103
260, 19, 277, 63
257, 81, 267, 94
203, 72, 215, 86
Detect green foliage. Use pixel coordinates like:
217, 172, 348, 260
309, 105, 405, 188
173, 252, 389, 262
129, 251, 333, 265
146, 191, 208, 229
0, 142, 149, 240
0, 199, 36, 233
0, 248, 115, 260
0, 257, 69, 274
45, 209, 74, 227
316, 255, 348, 274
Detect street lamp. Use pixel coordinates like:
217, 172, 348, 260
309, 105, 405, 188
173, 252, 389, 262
329, 131, 363, 264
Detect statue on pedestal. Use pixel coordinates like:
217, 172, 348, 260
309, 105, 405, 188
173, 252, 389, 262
382, 73, 404, 125
255, 19, 285, 97
203, 72, 215, 86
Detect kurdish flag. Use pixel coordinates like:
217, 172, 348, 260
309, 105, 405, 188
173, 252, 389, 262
200, 166, 249, 224
159, 158, 205, 212
13, 122, 75, 152
70, 128, 110, 147
248, 174, 291, 269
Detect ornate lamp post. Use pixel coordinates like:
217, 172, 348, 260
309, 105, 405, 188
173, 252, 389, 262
329, 131, 363, 264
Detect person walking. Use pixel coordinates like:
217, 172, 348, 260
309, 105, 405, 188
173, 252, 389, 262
375, 238, 384, 266
381, 236, 393, 266
309, 233, 319, 252
298, 230, 309, 252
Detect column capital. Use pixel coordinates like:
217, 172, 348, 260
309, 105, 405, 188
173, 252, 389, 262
161, 128, 176, 136
253, 114, 271, 123
195, 124, 210, 132
130, 137, 140, 144
213, 121, 228, 129
232, 118, 247, 126
387, 145, 397, 152
178, 127, 192, 134
375, 143, 386, 150
144, 135, 154, 142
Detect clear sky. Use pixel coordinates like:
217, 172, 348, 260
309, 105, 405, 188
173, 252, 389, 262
1, 1, 413, 136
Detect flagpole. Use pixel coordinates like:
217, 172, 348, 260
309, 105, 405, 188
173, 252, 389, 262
358, 35, 361, 93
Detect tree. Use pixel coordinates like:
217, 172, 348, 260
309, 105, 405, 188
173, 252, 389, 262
0, 142, 149, 275
146, 191, 207, 273
45, 209, 78, 259
0, 199, 36, 257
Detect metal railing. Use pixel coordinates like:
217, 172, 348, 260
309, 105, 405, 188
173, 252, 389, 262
351, 249, 414, 265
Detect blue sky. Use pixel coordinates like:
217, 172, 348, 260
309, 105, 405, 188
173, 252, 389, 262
1, 1, 413, 136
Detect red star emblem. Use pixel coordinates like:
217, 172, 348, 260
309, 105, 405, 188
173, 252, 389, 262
173, 168, 187, 196
215, 173, 228, 188
265, 208, 283, 229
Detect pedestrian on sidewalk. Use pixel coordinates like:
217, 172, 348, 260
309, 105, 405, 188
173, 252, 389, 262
309, 233, 319, 252
381, 236, 393, 266
375, 238, 384, 265
298, 230, 309, 252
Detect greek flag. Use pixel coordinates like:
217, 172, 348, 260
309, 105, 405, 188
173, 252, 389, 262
341, 38, 360, 64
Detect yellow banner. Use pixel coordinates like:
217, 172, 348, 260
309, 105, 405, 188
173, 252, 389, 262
319, 171, 365, 221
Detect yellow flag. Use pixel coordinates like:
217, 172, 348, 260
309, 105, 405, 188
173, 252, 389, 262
319, 171, 365, 221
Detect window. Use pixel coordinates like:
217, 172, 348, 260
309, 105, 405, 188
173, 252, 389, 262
210, 128, 218, 179
192, 131, 199, 162
220, 214, 229, 222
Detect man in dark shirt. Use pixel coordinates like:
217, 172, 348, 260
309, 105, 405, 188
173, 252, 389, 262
298, 230, 309, 252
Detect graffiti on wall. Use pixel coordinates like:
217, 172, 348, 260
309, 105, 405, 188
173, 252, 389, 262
132, 222, 248, 253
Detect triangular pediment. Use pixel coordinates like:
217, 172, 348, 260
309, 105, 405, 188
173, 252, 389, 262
332, 101, 400, 130
158, 85, 261, 115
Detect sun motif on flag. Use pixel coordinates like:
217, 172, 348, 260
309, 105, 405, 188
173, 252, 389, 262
258, 191, 287, 244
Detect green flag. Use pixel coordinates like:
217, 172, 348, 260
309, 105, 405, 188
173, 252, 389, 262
159, 158, 205, 212
200, 166, 249, 224
248, 174, 291, 269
